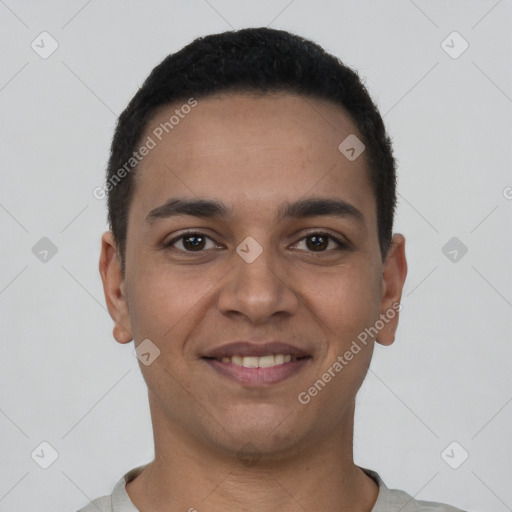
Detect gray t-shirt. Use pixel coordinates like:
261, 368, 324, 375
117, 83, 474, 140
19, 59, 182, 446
77, 464, 468, 511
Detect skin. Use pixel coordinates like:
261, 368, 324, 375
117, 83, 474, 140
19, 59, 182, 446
99, 92, 407, 511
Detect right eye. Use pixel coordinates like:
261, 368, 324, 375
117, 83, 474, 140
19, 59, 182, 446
163, 231, 222, 253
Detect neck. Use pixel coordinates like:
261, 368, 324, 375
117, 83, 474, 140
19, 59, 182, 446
126, 396, 379, 512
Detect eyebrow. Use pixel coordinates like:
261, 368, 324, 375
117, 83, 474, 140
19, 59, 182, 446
145, 197, 364, 225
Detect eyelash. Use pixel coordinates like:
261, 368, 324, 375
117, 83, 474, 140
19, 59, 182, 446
163, 230, 348, 255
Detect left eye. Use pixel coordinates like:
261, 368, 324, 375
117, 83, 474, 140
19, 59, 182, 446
164, 231, 346, 253
292, 232, 346, 252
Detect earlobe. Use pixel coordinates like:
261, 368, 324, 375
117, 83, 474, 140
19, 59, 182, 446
99, 231, 133, 344
376, 234, 407, 347
113, 324, 133, 344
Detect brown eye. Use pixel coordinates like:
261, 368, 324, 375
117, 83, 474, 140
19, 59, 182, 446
294, 232, 347, 253
164, 232, 218, 253
306, 234, 329, 251
181, 233, 206, 251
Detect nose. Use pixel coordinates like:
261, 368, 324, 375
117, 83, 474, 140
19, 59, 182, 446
216, 241, 299, 324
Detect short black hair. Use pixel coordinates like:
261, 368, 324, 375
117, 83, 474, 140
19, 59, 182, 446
106, 27, 397, 270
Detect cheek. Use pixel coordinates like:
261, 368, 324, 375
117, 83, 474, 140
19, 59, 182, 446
294, 259, 382, 339
126, 263, 220, 343
293, 267, 380, 417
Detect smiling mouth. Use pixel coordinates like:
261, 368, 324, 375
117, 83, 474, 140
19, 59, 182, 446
205, 354, 309, 368
202, 354, 312, 385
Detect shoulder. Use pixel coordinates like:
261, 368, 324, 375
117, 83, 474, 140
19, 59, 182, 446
74, 463, 149, 512
75, 495, 113, 512
385, 488, 468, 511
361, 468, 468, 512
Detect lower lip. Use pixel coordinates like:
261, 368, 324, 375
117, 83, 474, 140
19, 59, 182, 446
202, 357, 311, 386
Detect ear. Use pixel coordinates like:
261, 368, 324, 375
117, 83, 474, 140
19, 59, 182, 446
376, 233, 407, 346
99, 231, 133, 344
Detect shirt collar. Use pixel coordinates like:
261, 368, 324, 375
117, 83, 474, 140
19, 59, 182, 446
112, 463, 149, 511
112, 463, 389, 511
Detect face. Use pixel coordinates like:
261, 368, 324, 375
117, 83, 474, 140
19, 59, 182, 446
100, 92, 407, 459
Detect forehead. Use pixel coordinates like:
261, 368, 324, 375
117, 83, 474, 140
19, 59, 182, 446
142, 92, 360, 166
131, 92, 375, 228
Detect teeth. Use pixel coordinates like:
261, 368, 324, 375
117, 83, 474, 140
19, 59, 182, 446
218, 354, 297, 368
243, 356, 259, 368
258, 355, 275, 368
232, 355, 243, 366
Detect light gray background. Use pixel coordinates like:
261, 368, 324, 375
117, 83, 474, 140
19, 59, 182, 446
1, 1, 511, 511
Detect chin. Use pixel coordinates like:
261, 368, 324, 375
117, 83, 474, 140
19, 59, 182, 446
212, 405, 308, 455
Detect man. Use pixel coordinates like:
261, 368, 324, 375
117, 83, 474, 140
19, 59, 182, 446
79, 27, 466, 512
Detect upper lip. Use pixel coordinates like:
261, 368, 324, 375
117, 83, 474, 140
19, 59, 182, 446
202, 341, 311, 359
